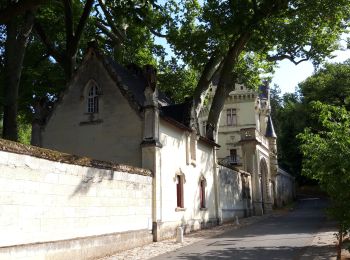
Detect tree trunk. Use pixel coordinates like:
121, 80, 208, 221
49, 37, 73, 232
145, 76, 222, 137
63, 52, 77, 81
337, 225, 343, 260
192, 52, 223, 117
2, 11, 34, 141
205, 33, 251, 140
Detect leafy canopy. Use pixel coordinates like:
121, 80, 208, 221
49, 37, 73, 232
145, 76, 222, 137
298, 101, 350, 242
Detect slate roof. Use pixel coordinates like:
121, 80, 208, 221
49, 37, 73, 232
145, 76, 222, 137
259, 85, 269, 100
265, 115, 277, 138
103, 57, 172, 108
160, 101, 192, 128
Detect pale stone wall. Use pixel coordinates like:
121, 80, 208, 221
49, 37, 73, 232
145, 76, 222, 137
41, 54, 143, 167
276, 168, 295, 207
0, 142, 152, 260
218, 166, 252, 222
156, 120, 218, 239
199, 90, 257, 162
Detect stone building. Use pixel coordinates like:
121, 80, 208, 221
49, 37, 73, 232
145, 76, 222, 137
0, 45, 295, 259
37, 43, 222, 242
199, 84, 295, 215
26, 42, 293, 251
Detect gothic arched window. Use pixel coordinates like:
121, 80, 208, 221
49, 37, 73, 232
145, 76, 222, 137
200, 179, 206, 208
87, 84, 99, 113
176, 175, 184, 208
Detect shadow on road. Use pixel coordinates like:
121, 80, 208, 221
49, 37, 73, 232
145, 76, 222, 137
170, 244, 335, 260
152, 198, 337, 260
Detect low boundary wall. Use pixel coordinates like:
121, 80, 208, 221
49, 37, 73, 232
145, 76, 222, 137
0, 139, 153, 260
218, 165, 252, 222
275, 167, 295, 207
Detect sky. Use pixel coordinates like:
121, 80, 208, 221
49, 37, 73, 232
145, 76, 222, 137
157, 33, 350, 96
272, 48, 350, 95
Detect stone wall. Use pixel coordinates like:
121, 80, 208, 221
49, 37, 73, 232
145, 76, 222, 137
275, 168, 295, 207
218, 165, 252, 222
0, 139, 153, 260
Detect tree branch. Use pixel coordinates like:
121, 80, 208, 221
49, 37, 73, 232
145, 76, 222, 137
267, 54, 309, 65
192, 50, 223, 117
0, 0, 46, 24
33, 20, 64, 64
96, 21, 122, 45
149, 27, 167, 38
133, 8, 168, 38
252, 0, 258, 14
63, 0, 74, 52
97, 0, 126, 42
73, 0, 94, 50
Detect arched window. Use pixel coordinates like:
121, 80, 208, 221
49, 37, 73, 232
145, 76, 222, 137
176, 175, 184, 208
87, 84, 99, 113
200, 179, 206, 208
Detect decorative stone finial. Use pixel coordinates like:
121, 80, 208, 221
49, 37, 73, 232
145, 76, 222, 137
143, 64, 157, 91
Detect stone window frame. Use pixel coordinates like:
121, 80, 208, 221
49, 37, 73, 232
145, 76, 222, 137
226, 108, 237, 126
174, 170, 186, 211
201, 120, 207, 136
186, 131, 197, 166
199, 175, 207, 210
85, 80, 101, 114
229, 148, 238, 163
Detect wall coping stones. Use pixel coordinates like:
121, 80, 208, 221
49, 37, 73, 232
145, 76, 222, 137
0, 138, 152, 177
218, 164, 251, 176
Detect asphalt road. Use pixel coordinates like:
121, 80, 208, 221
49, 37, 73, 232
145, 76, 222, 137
151, 198, 336, 260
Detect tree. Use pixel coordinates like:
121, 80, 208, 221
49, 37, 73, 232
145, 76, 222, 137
2, 10, 35, 141
299, 60, 350, 109
276, 61, 350, 179
0, 0, 95, 141
94, 0, 166, 66
163, 0, 350, 139
276, 92, 308, 179
0, 0, 45, 24
34, 0, 94, 81
157, 57, 199, 103
298, 102, 350, 259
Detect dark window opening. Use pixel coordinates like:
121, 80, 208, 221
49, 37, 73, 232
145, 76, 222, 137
176, 175, 184, 208
200, 179, 206, 208
87, 85, 99, 113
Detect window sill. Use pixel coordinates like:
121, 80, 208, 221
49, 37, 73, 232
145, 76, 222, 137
190, 160, 196, 167
200, 207, 208, 211
79, 119, 103, 126
175, 207, 186, 212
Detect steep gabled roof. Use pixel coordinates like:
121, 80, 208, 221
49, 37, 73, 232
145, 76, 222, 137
102, 56, 172, 109
265, 115, 277, 138
160, 101, 192, 128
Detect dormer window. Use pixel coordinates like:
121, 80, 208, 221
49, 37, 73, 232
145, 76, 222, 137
87, 85, 99, 113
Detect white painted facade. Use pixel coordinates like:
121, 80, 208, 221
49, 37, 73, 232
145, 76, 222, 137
150, 120, 218, 239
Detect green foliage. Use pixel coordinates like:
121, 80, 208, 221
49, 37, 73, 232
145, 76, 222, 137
273, 61, 350, 183
164, 0, 350, 84
157, 57, 199, 103
95, 0, 166, 66
271, 89, 307, 179
298, 102, 350, 248
18, 116, 31, 145
299, 60, 350, 109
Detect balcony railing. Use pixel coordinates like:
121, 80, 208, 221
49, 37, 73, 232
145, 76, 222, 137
219, 156, 242, 167
240, 128, 269, 148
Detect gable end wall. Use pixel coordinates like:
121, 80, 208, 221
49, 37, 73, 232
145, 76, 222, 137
41, 55, 143, 167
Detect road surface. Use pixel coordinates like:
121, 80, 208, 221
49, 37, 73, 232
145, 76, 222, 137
152, 198, 336, 260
